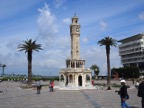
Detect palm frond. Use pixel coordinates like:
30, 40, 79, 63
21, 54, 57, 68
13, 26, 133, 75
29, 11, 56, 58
98, 36, 117, 47
17, 39, 43, 53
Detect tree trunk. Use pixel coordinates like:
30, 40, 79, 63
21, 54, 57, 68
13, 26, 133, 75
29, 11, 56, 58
2, 67, 4, 76
106, 46, 111, 90
28, 51, 32, 86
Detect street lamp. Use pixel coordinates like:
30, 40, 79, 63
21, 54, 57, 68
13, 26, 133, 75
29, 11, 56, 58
122, 73, 123, 79
94, 68, 97, 79
132, 72, 134, 84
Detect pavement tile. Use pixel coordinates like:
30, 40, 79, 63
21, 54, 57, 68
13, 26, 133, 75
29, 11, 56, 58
0, 81, 142, 108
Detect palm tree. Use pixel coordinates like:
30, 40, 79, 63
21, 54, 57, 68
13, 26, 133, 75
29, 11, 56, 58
98, 37, 117, 90
90, 64, 100, 79
17, 39, 42, 85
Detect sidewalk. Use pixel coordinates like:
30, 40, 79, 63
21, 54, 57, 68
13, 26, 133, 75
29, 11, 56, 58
0, 81, 141, 108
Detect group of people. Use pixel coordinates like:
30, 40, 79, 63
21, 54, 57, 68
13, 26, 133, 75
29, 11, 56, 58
36, 80, 54, 94
117, 79, 144, 108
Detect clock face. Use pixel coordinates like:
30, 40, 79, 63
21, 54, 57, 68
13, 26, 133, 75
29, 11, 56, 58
76, 28, 79, 32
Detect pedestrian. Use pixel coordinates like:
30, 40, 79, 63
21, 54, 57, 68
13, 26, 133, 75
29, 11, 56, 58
36, 80, 41, 94
138, 80, 144, 108
92, 80, 94, 86
135, 80, 139, 89
51, 80, 54, 92
132, 78, 134, 85
49, 81, 52, 92
117, 80, 131, 108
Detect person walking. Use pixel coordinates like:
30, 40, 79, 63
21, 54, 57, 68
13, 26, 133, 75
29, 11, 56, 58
138, 80, 144, 108
135, 80, 139, 89
118, 80, 131, 108
92, 80, 94, 86
36, 80, 41, 94
51, 80, 54, 92
49, 81, 52, 92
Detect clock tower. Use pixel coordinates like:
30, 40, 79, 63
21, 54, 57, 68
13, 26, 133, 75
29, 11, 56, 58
59, 15, 92, 88
70, 15, 81, 59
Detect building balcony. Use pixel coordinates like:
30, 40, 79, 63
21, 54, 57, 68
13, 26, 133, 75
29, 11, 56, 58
119, 39, 142, 48
119, 44, 142, 52
121, 58, 144, 64
121, 55, 144, 60
119, 49, 143, 56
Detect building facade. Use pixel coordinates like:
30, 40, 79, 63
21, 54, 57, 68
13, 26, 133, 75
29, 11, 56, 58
118, 33, 144, 75
59, 15, 92, 87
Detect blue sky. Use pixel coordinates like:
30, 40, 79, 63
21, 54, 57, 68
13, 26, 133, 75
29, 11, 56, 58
0, 0, 144, 76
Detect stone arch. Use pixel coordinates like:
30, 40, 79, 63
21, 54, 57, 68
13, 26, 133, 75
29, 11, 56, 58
78, 75, 82, 86
60, 74, 64, 81
65, 75, 68, 86
69, 74, 73, 83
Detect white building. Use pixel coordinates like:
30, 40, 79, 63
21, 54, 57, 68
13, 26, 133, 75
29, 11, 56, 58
118, 33, 144, 75
59, 15, 92, 87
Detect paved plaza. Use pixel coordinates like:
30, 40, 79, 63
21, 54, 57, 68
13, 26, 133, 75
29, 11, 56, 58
0, 81, 142, 108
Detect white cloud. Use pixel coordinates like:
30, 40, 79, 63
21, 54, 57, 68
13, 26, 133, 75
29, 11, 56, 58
54, 0, 66, 8
37, 3, 70, 50
0, 39, 27, 75
99, 20, 107, 31
139, 12, 144, 21
35, 3, 71, 73
63, 18, 71, 24
37, 3, 57, 38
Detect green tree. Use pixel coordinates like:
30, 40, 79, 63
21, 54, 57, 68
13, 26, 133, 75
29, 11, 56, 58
98, 37, 117, 90
111, 67, 139, 79
17, 39, 42, 85
90, 64, 100, 79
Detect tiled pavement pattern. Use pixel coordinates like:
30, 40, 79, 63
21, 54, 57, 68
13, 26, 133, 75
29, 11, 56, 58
0, 81, 142, 108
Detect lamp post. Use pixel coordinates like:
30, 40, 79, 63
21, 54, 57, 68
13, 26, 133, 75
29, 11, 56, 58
94, 68, 97, 79
122, 72, 124, 79
0, 64, 2, 76
132, 72, 134, 84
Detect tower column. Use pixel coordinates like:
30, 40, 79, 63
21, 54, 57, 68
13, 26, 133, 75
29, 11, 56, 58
70, 61, 71, 68
74, 61, 76, 69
